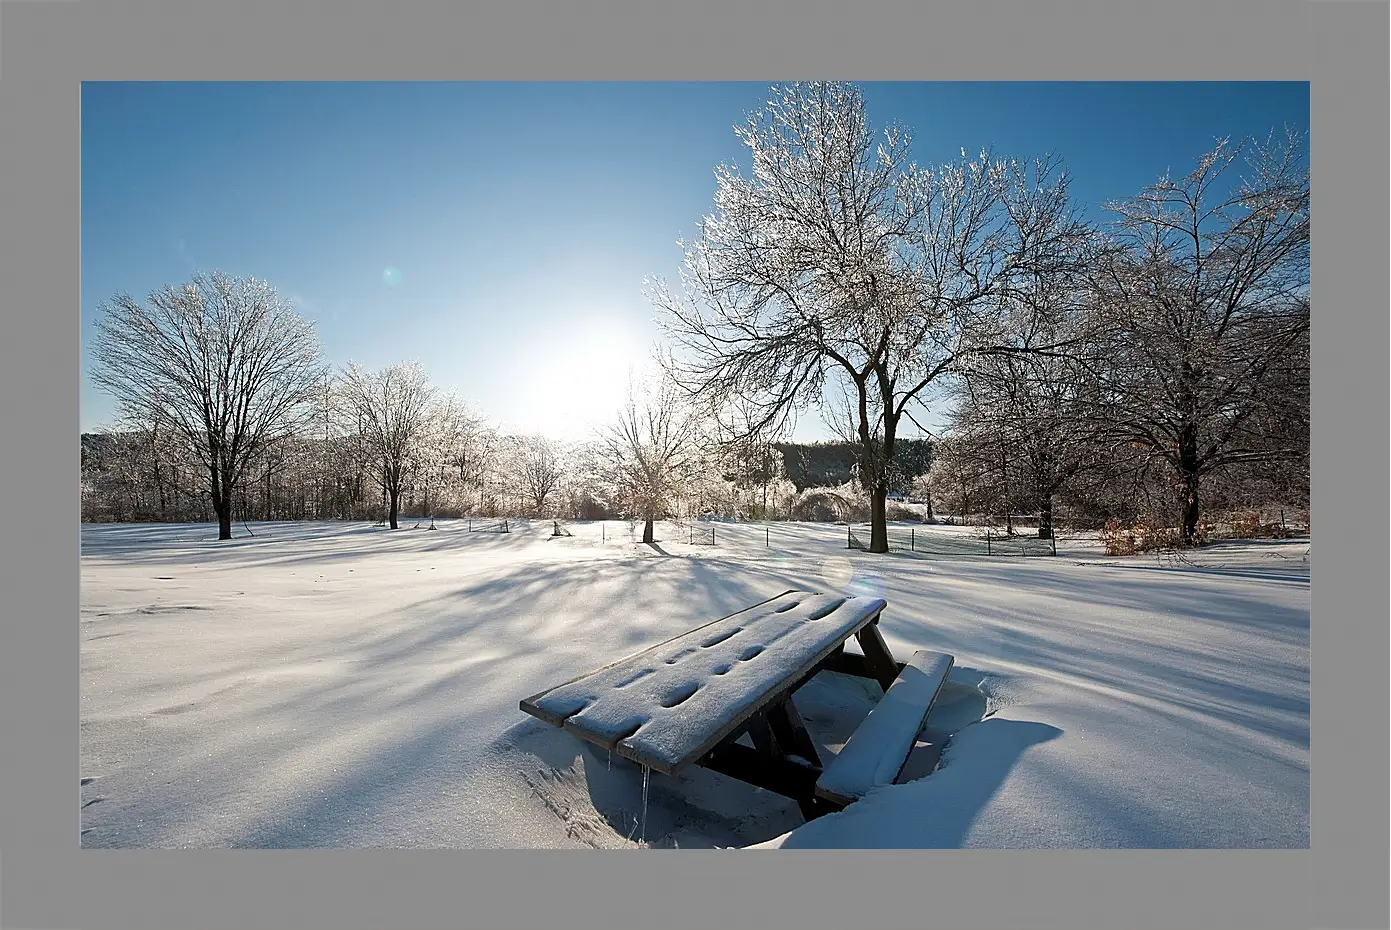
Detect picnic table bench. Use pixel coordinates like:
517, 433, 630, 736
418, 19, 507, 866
519, 589, 954, 820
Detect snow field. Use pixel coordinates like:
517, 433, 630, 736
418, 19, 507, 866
79, 518, 1309, 848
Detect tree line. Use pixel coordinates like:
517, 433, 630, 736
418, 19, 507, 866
80, 340, 820, 536
84, 83, 1308, 551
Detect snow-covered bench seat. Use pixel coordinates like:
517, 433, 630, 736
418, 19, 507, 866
814, 649, 955, 808
520, 590, 887, 775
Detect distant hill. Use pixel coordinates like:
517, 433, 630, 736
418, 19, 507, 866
773, 439, 932, 493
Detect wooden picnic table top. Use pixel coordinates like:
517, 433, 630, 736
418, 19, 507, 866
519, 589, 887, 775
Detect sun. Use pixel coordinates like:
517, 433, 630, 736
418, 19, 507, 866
521, 317, 648, 440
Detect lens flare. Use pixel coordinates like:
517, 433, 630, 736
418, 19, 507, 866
382, 266, 403, 286
845, 569, 885, 599
819, 556, 854, 592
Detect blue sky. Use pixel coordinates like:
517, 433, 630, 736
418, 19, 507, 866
81, 81, 1309, 441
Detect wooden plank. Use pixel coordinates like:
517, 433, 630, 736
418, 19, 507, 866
815, 650, 955, 808
523, 591, 887, 774
854, 621, 901, 692
823, 649, 906, 681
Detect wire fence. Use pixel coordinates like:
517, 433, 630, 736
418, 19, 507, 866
519, 517, 1077, 558
688, 524, 716, 545
847, 523, 1057, 557
474, 512, 1307, 561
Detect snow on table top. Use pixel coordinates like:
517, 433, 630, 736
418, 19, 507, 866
522, 590, 887, 774
815, 649, 954, 806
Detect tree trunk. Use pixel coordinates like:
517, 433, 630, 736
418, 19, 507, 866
154, 458, 167, 518
209, 458, 234, 540
388, 488, 400, 530
212, 488, 233, 541
642, 516, 655, 544
1038, 493, 1053, 540
924, 488, 935, 523
1180, 472, 1201, 546
868, 487, 889, 553
1177, 427, 1202, 546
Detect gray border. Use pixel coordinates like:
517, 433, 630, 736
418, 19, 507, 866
1, 0, 1384, 928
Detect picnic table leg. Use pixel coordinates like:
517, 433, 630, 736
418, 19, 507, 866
745, 712, 781, 761
744, 711, 831, 821
700, 739, 833, 821
745, 717, 817, 817
765, 696, 822, 768
854, 621, 901, 692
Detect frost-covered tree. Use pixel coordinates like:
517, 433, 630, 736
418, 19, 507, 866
1084, 132, 1310, 544
653, 82, 1074, 553
558, 440, 616, 520
719, 437, 786, 520
949, 156, 1104, 537
338, 361, 436, 529
89, 272, 325, 540
429, 396, 496, 514
599, 373, 709, 544
924, 432, 1004, 523
944, 346, 1114, 537
511, 435, 566, 516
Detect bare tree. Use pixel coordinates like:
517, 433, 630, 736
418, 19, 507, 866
90, 272, 325, 540
406, 392, 470, 521
945, 350, 1109, 537
599, 373, 708, 544
559, 440, 615, 520
432, 398, 496, 515
652, 82, 1072, 552
338, 361, 436, 529
1085, 131, 1310, 544
512, 435, 566, 516
949, 158, 1107, 538
721, 437, 785, 520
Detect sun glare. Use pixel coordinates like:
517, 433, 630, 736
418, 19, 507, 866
520, 317, 647, 440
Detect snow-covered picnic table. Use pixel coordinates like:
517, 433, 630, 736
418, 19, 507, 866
520, 589, 954, 818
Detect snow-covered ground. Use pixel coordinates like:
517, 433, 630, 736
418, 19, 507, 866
79, 518, 1309, 849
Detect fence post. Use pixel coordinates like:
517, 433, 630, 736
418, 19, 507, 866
766, 526, 770, 548
911, 527, 915, 552
848, 524, 852, 548
986, 529, 991, 556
